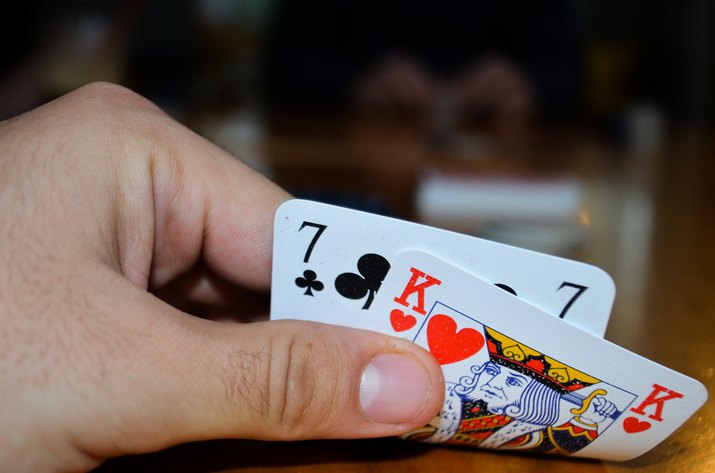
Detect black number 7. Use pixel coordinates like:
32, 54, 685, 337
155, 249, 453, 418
299, 221, 327, 263
558, 282, 588, 319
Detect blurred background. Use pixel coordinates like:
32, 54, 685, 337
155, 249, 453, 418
2, 0, 714, 314
4, 1, 713, 130
4, 0, 714, 125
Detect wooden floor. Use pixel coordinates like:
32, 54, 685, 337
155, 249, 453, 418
98, 125, 715, 472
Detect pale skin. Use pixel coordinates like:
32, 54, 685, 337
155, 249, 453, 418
0, 83, 445, 472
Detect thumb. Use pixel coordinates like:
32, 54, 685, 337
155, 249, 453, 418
73, 283, 445, 458
192, 319, 446, 440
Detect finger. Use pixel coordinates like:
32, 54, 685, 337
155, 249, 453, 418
493, 90, 533, 124
23, 83, 288, 292
358, 80, 395, 114
355, 58, 434, 114
390, 66, 434, 110
71, 277, 445, 458
151, 265, 270, 322
147, 122, 291, 289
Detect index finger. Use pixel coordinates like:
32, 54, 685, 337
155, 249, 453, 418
137, 101, 290, 290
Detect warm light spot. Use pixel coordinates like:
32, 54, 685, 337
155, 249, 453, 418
579, 210, 591, 226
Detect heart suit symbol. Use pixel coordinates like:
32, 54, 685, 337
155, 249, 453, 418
390, 309, 417, 332
427, 314, 485, 365
623, 416, 651, 434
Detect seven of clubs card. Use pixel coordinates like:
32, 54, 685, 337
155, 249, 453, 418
269, 199, 707, 461
272, 199, 615, 336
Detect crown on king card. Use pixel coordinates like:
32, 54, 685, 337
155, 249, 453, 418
485, 328, 601, 393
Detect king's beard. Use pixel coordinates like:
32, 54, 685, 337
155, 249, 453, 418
468, 385, 517, 414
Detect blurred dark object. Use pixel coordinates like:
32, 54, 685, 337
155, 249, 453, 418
123, 0, 201, 114
1, 3, 44, 78
0, 1, 50, 119
0, 0, 133, 120
584, 0, 714, 131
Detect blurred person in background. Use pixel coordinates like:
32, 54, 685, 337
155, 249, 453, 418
261, 0, 584, 132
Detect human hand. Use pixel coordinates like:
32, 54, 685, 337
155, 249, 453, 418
452, 57, 534, 129
353, 56, 437, 116
0, 83, 444, 471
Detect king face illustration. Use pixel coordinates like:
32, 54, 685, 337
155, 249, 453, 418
407, 326, 623, 455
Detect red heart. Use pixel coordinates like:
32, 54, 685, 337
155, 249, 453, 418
390, 309, 416, 332
427, 314, 485, 365
623, 416, 651, 434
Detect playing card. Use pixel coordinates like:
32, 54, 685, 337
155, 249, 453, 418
371, 250, 707, 461
271, 199, 615, 336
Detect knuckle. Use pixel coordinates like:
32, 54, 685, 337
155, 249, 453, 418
56, 83, 188, 182
68, 82, 160, 116
62, 82, 171, 145
266, 329, 345, 439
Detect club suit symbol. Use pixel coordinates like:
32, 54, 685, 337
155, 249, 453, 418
335, 253, 391, 309
295, 270, 324, 296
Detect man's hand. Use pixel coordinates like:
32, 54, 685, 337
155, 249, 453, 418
353, 57, 437, 116
453, 57, 534, 130
0, 83, 444, 471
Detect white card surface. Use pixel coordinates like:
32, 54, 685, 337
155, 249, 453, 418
271, 199, 615, 336
370, 251, 707, 461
